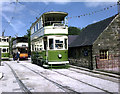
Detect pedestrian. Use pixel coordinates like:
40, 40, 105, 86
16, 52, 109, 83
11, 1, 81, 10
17, 50, 20, 63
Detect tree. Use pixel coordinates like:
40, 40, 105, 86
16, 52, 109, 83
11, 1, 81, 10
68, 26, 81, 35
24, 29, 31, 56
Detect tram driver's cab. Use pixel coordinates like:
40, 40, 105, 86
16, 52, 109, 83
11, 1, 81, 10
47, 36, 68, 50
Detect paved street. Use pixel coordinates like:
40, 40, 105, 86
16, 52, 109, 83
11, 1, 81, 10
0, 59, 119, 93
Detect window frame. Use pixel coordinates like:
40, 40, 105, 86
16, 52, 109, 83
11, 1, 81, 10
55, 39, 63, 49
99, 50, 109, 60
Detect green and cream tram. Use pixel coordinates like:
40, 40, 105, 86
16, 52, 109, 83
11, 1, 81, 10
30, 11, 69, 68
0, 36, 10, 59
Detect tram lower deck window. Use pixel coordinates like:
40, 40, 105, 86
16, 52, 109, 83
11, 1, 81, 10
49, 39, 53, 49
2, 48, 6, 52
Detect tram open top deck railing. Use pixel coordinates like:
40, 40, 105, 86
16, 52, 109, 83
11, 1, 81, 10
43, 21, 66, 27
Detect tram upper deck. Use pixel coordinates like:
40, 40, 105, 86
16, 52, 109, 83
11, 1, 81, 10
30, 11, 68, 41
12, 37, 28, 48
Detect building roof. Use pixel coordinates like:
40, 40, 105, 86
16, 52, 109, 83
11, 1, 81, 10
69, 14, 117, 47
68, 35, 79, 46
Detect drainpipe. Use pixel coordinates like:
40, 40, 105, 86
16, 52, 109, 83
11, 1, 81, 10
90, 46, 93, 70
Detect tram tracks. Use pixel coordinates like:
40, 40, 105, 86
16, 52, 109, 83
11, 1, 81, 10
21, 64, 81, 94
5, 63, 32, 94
51, 69, 113, 94
21, 64, 113, 94
5, 61, 117, 93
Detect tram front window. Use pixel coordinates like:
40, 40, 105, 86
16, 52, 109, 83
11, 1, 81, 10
19, 48, 28, 53
55, 40, 63, 49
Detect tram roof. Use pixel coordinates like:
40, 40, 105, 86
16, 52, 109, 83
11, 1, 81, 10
30, 11, 68, 29
0, 36, 10, 38
13, 37, 28, 41
42, 11, 68, 17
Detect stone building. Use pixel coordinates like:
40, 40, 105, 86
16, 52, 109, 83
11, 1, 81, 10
69, 14, 120, 72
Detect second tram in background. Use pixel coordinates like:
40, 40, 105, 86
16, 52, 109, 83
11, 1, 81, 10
30, 11, 69, 68
12, 37, 28, 60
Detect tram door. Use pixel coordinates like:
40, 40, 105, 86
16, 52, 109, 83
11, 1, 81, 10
43, 37, 48, 62
43, 37, 47, 50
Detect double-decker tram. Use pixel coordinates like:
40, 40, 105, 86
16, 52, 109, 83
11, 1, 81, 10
12, 37, 28, 60
30, 11, 69, 68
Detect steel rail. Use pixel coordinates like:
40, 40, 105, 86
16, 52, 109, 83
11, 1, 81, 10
21, 64, 81, 94
51, 69, 113, 94
5, 63, 32, 94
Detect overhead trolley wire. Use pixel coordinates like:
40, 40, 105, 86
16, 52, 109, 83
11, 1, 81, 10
67, 3, 117, 20
2, 1, 18, 32
21, 2, 49, 29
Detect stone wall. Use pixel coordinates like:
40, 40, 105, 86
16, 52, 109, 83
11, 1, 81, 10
69, 46, 93, 69
92, 14, 120, 71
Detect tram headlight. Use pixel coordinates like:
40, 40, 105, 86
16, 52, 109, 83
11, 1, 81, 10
58, 54, 62, 59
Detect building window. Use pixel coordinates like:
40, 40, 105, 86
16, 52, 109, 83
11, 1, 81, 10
84, 49, 88, 56
99, 50, 108, 60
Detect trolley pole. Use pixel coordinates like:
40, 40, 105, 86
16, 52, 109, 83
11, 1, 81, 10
0, 48, 1, 66
118, 0, 120, 14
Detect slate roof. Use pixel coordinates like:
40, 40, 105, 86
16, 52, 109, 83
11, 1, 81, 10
68, 35, 79, 46
69, 14, 117, 47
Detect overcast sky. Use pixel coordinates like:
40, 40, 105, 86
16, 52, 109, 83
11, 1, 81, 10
0, 0, 118, 37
